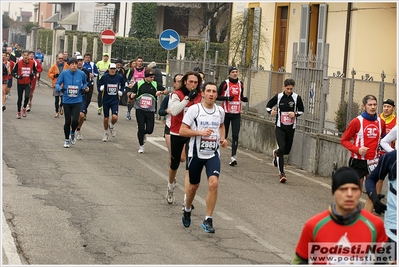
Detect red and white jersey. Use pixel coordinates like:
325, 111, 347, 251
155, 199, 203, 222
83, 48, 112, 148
341, 115, 386, 160
221, 79, 242, 114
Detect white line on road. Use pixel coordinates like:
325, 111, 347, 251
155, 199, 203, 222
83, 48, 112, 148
2, 212, 22, 265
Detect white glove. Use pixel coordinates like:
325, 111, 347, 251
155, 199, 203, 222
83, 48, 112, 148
118, 91, 123, 96
100, 85, 104, 91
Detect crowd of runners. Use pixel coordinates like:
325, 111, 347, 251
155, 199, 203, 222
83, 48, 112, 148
2, 45, 397, 263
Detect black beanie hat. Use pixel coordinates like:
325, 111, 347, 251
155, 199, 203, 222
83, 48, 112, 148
228, 66, 238, 74
332, 167, 361, 194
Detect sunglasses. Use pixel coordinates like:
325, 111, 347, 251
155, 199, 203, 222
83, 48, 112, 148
58, 58, 63, 59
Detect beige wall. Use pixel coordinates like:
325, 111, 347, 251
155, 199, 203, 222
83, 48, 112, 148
231, 2, 397, 82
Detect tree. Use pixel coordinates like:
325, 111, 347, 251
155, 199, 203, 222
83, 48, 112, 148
172, 3, 232, 43
22, 22, 36, 34
130, 3, 157, 38
2, 14, 13, 29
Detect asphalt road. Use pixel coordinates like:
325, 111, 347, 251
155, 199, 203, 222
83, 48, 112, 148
2, 73, 372, 265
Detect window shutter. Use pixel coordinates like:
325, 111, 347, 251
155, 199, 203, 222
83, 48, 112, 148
316, 4, 327, 67
299, 5, 310, 57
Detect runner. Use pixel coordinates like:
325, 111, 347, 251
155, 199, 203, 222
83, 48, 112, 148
167, 71, 202, 205
180, 82, 228, 234
2, 51, 9, 111
11, 50, 37, 119
292, 166, 388, 264
366, 150, 397, 264
5, 51, 15, 100
97, 63, 125, 142
48, 53, 69, 118
75, 55, 91, 140
217, 66, 248, 166
82, 52, 99, 120
96, 52, 111, 115
127, 67, 167, 152
26, 50, 43, 112
266, 78, 304, 183
125, 56, 145, 120
34, 47, 44, 86
340, 94, 386, 212
124, 59, 137, 120
55, 58, 88, 148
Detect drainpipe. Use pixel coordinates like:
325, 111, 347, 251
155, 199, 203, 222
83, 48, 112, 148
341, 2, 352, 104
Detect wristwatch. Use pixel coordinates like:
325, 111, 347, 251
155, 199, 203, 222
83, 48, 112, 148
184, 96, 190, 101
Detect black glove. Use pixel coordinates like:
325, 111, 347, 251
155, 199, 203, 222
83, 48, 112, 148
242, 97, 248, 102
187, 89, 198, 100
18, 75, 23, 80
54, 73, 59, 78
228, 96, 234, 101
368, 190, 387, 214
61, 88, 66, 93
29, 73, 35, 79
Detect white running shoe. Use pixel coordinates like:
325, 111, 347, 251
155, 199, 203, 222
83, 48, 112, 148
63, 139, 70, 148
138, 145, 145, 153
70, 131, 77, 145
109, 126, 116, 137
167, 188, 174, 204
76, 131, 83, 140
102, 132, 109, 142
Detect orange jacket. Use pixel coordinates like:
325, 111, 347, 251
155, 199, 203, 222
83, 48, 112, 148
48, 61, 69, 88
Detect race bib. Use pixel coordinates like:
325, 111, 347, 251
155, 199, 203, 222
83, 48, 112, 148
107, 84, 118, 95
67, 85, 78, 97
281, 112, 294, 125
139, 96, 153, 109
199, 135, 217, 154
21, 67, 31, 77
367, 158, 379, 173
227, 101, 241, 114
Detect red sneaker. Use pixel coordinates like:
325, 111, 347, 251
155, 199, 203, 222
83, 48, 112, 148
22, 108, 27, 117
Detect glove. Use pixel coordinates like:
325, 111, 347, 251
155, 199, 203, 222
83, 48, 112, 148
100, 85, 104, 91
228, 96, 234, 101
18, 75, 23, 80
54, 73, 59, 78
242, 97, 248, 102
187, 89, 198, 100
29, 73, 35, 79
368, 190, 387, 214
13, 73, 19, 79
118, 91, 123, 96
61, 88, 66, 93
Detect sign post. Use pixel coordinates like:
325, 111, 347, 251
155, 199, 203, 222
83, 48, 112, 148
100, 29, 116, 58
159, 29, 180, 80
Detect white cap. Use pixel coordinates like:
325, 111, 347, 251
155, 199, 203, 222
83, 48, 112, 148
74, 51, 81, 56
76, 55, 83, 60
109, 63, 117, 69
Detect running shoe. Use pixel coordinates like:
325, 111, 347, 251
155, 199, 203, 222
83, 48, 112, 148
167, 188, 174, 204
16, 112, 21, 119
70, 131, 76, 145
2, 105, 6, 111
138, 145, 145, 153
182, 210, 191, 227
98, 107, 102, 115
64, 139, 70, 148
60, 107, 64, 115
76, 131, 83, 140
273, 149, 278, 167
55, 112, 59, 118
126, 111, 131, 120
26, 104, 31, 112
109, 126, 116, 137
229, 156, 237, 166
22, 108, 27, 117
279, 173, 287, 183
102, 132, 109, 142
202, 218, 215, 233
84, 114, 87, 121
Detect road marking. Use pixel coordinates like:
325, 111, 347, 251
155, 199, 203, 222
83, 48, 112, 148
2, 212, 22, 265
236, 225, 291, 263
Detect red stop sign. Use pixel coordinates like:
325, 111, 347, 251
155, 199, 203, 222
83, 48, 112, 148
100, 29, 116, 45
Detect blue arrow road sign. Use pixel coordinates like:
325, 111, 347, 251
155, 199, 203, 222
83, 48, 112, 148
159, 29, 180, 50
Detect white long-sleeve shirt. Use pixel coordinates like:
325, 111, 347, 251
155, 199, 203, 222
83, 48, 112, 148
380, 125, 397, 153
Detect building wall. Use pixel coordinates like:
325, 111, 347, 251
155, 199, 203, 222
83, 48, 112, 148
231, 2, 397, 82
1, 2, 35, 22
